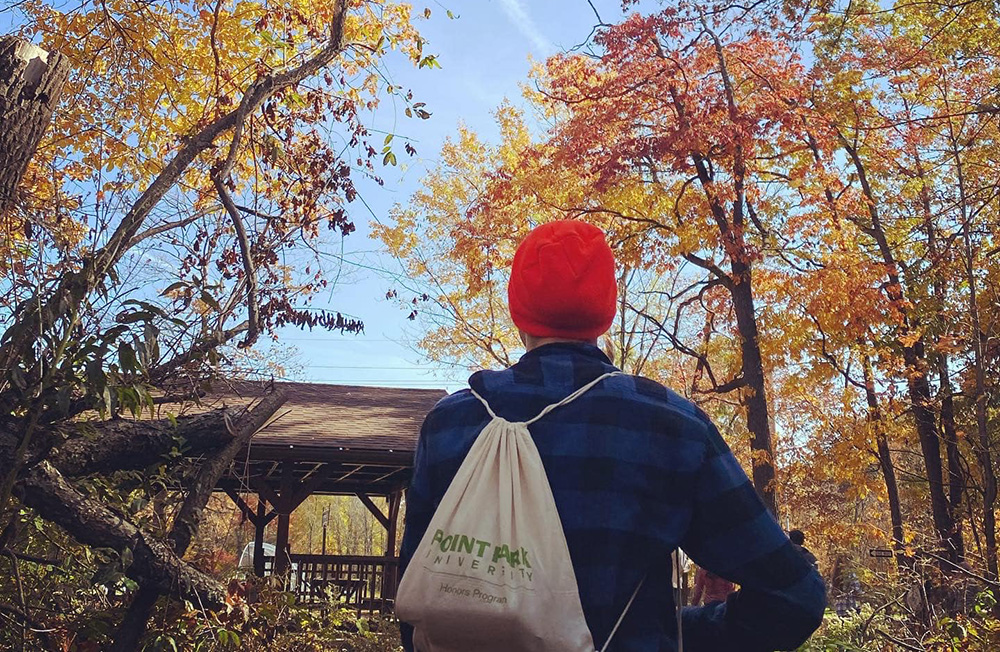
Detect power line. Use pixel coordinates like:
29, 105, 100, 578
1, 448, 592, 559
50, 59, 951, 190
276, 378, 461, 386
298, 364, 466, 371
232, 364, 466, 376
270, 337, 401, 342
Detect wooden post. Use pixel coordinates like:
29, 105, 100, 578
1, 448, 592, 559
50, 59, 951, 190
385, 491, 402, 556
0, 37, 70, 216
381, 491, 404, 609
273, 462, 294, 577
222, 487, 277, 578
274, 512, 290, 575
254, 497, 267, 578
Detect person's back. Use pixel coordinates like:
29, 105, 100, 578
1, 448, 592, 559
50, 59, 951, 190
398, 221, 826, 651
788, 529, 820, 572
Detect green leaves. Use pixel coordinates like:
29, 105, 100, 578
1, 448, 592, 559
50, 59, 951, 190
383, 133, 398, 165
148, 635, 179, 652
118, 341, 139, 374
418, 55, 441, 69
199, 291, 221, 312
217, 629, 241, 648
90, 547, 133, 589
974, 589, 997, 616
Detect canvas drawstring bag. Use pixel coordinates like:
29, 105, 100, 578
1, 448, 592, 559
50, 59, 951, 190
396, 371, 654, 651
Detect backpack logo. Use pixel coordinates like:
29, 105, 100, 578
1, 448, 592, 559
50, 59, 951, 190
425, 529, 534, 584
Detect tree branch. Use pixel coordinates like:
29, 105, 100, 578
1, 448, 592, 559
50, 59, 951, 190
19, 462, 228, 610
169, 390, 286, 553
128, 212, 204, 248
111, 389, 286, 650
807, 312, 866, 390
0, 0, 350, 383
682, 252, 735, 289
50, 405, 252, 477
213, 177, 260, 348
629, 301, 746, 393
147, 322, 248, 386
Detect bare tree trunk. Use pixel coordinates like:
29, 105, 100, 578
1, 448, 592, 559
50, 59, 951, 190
731, 268, 778, 516
840, 136, 956, 563
912, 140, 966, 564
946, 113, 998, 580
702, 24, 778, 517
939, 359, 966, 562
665, 22, 781, 516
864, 355, 908, 571
965, 225, 997, 579
0, 37, 70, 215
903, 342, 957, 562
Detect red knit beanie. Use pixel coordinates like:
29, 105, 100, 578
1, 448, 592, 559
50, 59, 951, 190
508, 220, 617, 340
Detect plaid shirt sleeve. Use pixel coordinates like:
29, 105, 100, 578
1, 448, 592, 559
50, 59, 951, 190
679, 412, 826, 651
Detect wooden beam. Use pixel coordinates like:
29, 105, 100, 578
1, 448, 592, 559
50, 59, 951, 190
287, 464, 336, 512
333, 465, 365, 484
274, 513, 290, 576
240, 446, 413, 466
299, 462, 324, 483
382, 490, 403, 605
224, 487, 255, 521
372, 467, 406, 484
249, 476, 285, 512
217, 478, 405, 497
357, 493, 389, 530
223, 488, 278, 528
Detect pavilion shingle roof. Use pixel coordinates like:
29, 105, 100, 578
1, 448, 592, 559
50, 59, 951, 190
214, 381, 448, 456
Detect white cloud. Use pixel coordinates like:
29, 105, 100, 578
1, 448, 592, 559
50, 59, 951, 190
498, 0, 556, 56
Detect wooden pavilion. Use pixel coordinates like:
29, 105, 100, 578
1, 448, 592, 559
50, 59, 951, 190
212, 381, 446, 612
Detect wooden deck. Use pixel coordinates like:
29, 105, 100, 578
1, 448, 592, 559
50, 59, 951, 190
263, 554, 400, 614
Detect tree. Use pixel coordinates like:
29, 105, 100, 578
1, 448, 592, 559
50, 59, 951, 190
807, 0, 1000, 566
0, 0, 433, 646
0, 37, 70, 234
383, 5, 856, 516
382, 1, 1000, 593
375, 107, 681, 377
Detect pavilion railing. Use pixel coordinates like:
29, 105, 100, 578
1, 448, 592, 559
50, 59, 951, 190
261, 554, 400, 613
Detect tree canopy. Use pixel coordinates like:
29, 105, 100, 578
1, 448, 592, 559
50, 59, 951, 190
379, 0, 1000, 612
0, 0, 435, 647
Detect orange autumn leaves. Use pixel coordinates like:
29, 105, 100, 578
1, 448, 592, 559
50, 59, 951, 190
7, 0, 426, 278
380, 1, 1000, 555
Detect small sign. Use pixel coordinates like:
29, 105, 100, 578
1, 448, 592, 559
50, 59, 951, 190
869, 548, 893, 558
322, 506, 330, 528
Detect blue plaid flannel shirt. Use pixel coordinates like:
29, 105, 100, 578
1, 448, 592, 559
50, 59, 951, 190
399, 343, 826, 651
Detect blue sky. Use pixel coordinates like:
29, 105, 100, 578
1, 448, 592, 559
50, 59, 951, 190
1, 0, 637, 392
268, 0, 634, 392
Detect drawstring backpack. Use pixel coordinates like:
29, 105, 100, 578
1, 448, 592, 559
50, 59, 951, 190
395, 371, 647, 652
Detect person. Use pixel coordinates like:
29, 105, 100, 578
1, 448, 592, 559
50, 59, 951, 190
830, 554, 861, 617
691, 566, 735, 606
398, 221, 826, 650
789, 529, 820, 571
671, 548, 691, 595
